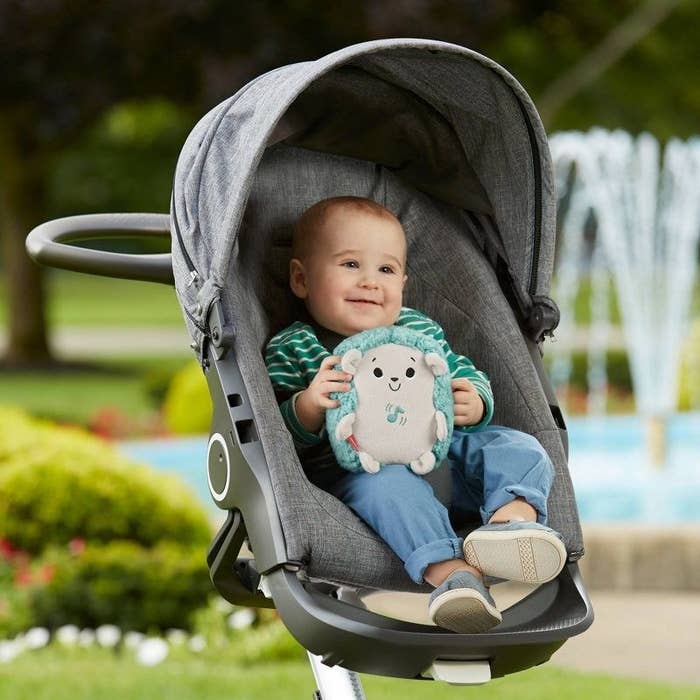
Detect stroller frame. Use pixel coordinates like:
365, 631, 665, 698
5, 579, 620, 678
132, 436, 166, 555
27, 37, 594, 697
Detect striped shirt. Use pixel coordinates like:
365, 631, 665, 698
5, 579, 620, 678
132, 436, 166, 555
265, 307, 494, 448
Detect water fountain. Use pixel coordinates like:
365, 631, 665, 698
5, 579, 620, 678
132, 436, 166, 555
548, 129, 700, 466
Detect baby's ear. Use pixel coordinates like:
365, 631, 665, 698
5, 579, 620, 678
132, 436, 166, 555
424, 352, 448, 377
341, 349, 362, 375
289, 258, 308, 299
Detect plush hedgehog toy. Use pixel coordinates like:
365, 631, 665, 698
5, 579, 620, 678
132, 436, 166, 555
326, 326, 454, 475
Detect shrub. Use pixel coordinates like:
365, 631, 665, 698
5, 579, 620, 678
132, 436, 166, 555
142, 363, 181, 405
0, 405, 56, 464
0, 584, 34, 637
29, 541, 212, 633
162, 360, 212, 435
0, 406, 211, 555
0, 538, 37, 637
190, 599, 304, 664
235, 619, 306, 664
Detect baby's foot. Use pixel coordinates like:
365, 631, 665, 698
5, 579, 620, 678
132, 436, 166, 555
428, 570, 501, 634
463, 521, 566, 585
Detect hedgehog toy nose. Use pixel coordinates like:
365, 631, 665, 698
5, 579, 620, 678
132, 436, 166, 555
390, 377, 399, 382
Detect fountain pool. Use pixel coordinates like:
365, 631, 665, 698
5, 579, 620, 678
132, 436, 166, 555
120, 413, 700, 524
566, 413, 699, 523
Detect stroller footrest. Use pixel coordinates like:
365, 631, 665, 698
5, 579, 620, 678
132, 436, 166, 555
267, 562, 593, 680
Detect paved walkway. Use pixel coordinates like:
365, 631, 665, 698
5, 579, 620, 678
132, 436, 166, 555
0, 326, 192, 357
549, 588, 700, 685
366, 585, 700, 686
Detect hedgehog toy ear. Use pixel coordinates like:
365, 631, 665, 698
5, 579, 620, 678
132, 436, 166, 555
341, 348, 363, 375
424, 352, 448, 376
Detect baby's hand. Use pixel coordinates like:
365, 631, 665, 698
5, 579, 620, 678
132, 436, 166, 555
452, 378, 485, 426
306, 355, 352, 409
294, 356, 351, 433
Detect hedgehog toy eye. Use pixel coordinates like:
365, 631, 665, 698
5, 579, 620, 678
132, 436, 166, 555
373, 367, 383, 378
405, 367, 416, 378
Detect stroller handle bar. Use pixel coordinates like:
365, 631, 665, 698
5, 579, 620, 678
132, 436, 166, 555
26, 213, 174, 285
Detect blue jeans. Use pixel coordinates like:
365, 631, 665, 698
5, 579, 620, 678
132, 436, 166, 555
328, 426, 555, 584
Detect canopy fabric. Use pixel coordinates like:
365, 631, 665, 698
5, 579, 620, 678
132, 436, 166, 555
171, 39, 556, 344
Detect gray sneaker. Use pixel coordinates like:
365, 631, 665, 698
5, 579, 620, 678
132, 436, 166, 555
463, 520, 567, 584
428, 570, 502, 634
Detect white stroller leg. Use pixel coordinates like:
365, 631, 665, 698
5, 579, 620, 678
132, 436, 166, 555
307, 652, 367, 700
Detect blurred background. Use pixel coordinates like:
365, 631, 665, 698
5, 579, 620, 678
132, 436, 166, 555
1, 2, 699, 699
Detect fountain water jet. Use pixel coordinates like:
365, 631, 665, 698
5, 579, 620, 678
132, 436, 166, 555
549, 129, 700, 465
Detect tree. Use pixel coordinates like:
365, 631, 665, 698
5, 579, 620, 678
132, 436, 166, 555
536, 0, 682, 125
0, 1, 263, 365
484, 1, 700, 138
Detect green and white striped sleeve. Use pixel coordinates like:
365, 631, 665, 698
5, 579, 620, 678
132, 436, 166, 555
265, 323, 318, 391
264, 322, 329, 446
398, 307, 494, 431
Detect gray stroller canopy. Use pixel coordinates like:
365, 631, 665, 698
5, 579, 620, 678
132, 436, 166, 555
171, 38, 556, 347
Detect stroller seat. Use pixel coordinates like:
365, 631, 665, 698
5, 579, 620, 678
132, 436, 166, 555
225, 143, 582, 591
27, 38, 593, 692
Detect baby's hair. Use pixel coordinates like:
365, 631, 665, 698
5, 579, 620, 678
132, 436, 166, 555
292, 196, 401, 260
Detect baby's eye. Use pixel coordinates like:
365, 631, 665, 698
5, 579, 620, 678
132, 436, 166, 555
373, 367, 383, 378
342, 260, 359, 269
405, 367, 415, 378
379, 265, 395, 274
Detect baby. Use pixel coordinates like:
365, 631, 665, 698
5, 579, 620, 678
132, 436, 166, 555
265, 196, 566, 633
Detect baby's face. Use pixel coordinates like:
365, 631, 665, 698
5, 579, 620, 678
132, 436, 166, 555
291, 208, 407, 336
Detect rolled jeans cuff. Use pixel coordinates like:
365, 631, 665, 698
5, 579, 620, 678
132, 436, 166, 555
481, 485, 549, 525
404, 537, 464, 584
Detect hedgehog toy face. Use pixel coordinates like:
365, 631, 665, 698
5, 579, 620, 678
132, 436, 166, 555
350, 343, 441, 408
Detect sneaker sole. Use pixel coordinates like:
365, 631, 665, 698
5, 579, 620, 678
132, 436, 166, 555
463, 529, 567, 584
428, 588, 502, 634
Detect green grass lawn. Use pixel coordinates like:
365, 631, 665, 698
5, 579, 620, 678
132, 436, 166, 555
0, 271, 184, 327
0, 355, 190, 429
1, 269, 193, 429
0, 271, 193, 430
1, 649, 698, 700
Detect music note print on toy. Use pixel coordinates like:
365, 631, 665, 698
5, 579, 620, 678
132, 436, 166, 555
385, 404, 407, 426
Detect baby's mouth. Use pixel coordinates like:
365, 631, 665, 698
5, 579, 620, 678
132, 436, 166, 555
347, 298, 380, 306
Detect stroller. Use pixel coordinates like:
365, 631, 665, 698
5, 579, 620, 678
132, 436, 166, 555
28, 39, 592, 696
